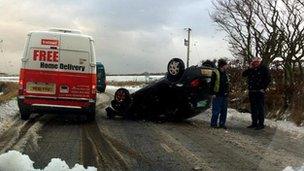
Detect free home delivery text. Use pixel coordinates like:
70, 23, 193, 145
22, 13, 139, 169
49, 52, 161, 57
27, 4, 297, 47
33, 49, 86, 72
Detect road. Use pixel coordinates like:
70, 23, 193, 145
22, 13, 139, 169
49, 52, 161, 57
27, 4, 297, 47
0, 93, 303, 170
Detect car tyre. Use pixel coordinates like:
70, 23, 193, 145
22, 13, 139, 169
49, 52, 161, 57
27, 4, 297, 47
114, 88, 130, 102
167, 58, 185, 82
20, 108, 30, 120
87, 105, 96, 122
18, 99, 31, 120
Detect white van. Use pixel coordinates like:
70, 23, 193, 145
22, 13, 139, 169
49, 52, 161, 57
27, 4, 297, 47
18, 28, 97, 121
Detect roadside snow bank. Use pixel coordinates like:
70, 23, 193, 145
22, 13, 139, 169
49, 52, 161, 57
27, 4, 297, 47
227, 109, 304, 137
283, 164, 304, 171
0, 99, 18, 135
195, 108, 304, 137
0, 150, 96, 171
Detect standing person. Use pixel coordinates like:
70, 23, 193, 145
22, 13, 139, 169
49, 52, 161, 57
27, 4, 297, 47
210, 59, 229, 129
242, 57, 271, 130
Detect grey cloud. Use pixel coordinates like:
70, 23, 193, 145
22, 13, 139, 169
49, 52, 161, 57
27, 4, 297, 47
0, 0, 231, 74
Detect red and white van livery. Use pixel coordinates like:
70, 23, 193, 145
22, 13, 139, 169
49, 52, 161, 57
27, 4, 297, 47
18, 29, 97, 121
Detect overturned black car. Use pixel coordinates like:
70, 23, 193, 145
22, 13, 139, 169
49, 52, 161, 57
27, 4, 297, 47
106, 58, 216, 121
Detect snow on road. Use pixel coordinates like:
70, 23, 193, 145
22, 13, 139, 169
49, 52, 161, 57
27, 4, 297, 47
0, 150, 96, 171
194, 108, 304, 139
0, 99, 19, 135
284, 164, 304, 171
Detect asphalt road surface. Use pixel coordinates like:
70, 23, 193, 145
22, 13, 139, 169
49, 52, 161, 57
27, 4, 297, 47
0, 93, 303, 170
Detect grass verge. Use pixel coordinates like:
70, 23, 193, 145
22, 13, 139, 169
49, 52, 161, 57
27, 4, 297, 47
0, 82, 18, 103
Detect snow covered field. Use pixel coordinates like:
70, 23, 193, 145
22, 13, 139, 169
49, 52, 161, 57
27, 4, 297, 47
0, 76, 18, 83
105, 85, 142, 95
107, 75, 164, 82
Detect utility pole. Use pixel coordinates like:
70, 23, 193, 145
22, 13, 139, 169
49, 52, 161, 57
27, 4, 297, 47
184, 28, 191, 67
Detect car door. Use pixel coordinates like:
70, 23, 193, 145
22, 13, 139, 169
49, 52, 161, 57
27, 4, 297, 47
57, 34, 92, 101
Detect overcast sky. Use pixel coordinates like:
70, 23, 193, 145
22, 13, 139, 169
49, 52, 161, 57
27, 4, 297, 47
0, 0, 231, 74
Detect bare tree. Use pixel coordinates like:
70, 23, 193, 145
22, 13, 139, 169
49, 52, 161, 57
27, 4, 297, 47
279, 0, 304, 81
211, 0, 304, 109
211, 0, 285, 66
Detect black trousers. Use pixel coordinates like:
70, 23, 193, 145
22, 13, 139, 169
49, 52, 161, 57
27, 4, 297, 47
249, 92, 265, 126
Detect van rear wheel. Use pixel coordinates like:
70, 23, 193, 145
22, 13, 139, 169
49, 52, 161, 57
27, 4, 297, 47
87, 105, 96, 122
20, 108, 30, 120
18, 99, 31, 120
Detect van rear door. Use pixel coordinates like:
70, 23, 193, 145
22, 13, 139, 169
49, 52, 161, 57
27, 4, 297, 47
57, 34, 93, 101
23, 33, 60, 99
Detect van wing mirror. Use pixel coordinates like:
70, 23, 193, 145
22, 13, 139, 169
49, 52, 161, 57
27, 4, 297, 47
90, 62, 96, 67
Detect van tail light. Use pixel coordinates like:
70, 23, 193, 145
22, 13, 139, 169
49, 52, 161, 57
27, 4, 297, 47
91, 74, 97, 95
18, 69, 25, 95
190, 79, 201, 88
18, 81, 24, 95
92, 85, 96, 94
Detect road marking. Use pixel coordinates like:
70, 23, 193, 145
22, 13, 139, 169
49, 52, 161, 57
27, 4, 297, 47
160, 143, 173, 153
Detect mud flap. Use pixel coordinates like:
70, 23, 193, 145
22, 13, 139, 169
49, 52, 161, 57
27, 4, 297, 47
17, 97, 31, 120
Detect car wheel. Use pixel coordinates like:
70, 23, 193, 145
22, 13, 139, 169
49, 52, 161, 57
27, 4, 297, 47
167, 58, 185, 81
114, 88, 130, 103
113, 88, 131, 112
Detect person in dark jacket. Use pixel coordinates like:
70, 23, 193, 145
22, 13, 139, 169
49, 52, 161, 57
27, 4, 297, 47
210, 59, 229, 129
242, 57, 271, 130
